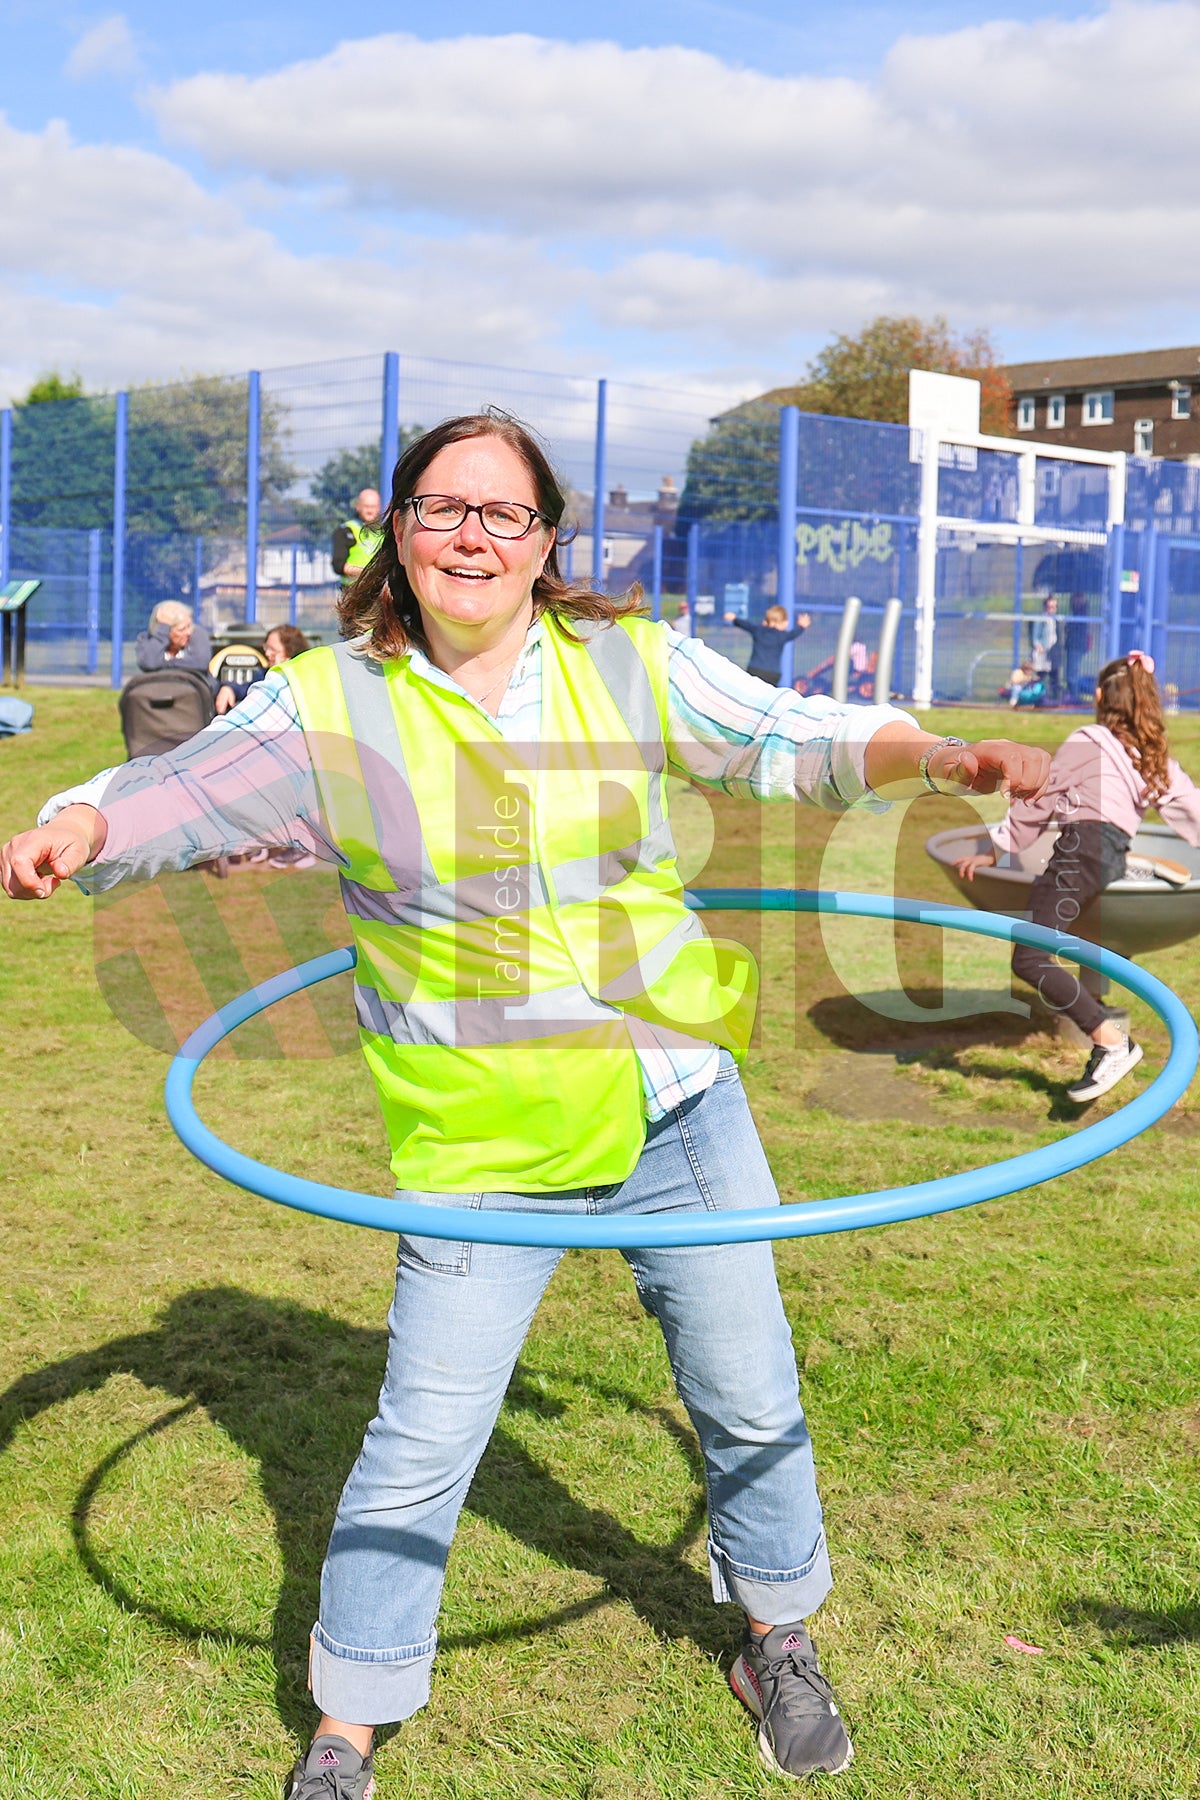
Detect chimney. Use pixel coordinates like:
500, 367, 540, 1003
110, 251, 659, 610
608, 483, 628, 508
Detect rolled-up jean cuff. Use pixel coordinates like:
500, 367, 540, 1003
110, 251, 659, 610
707, 1534, 833, 1623
309, 1623, 437, 1726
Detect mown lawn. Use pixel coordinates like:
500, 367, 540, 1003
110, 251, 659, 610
1, 690, 1198, 1800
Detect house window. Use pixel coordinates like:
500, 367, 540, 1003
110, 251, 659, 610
1172, 384, 1191, 420
1083, 390, 1114, 425
1046, 394, 1065, 429
1016, 396, 1036, 431
1134, 418, 1154, 456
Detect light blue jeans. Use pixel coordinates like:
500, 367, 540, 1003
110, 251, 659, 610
310, 1055, 831, 1725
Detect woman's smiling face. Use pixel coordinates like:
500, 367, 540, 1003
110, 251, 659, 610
395, 435, 553, 641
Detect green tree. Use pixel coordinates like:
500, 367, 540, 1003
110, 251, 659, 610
11, 374, 294, 535
127, 375, 293, 536
675, 402, 780, 527
678, 315, 1010, 526
18, 371, 87, 405
294, 429, 424, 544
11, 389, 115, 530
766, 315, 1011, 435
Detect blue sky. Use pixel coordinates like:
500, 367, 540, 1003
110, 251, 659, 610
1, 1, 1195, 404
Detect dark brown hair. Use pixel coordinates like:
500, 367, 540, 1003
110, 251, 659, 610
265, 624, 310, 660
1095, 655, 1170, 801
337, 409, 642, 659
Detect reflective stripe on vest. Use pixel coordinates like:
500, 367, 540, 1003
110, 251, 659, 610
284, 616, 757, 1191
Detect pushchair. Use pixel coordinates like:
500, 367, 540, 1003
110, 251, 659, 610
117, 668, 227, 876
119, 668, 214, 760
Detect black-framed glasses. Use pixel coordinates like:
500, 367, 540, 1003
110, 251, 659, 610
407, 494, 548, 540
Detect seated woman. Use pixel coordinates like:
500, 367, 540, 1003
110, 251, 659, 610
214, 624, 311, 715
135, 601, 212, 675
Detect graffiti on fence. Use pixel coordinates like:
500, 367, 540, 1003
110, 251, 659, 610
795, 518, 895, 574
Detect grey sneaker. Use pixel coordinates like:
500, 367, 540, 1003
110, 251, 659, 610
284, 1735, 376, 1799
729, 1623, 854, 1778
1066, 1035, 1143, 1103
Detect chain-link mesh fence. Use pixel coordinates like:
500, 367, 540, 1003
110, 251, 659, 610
7, 354, 1200, 704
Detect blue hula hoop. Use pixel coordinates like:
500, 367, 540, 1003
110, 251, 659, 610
164, 891, 1197, 1250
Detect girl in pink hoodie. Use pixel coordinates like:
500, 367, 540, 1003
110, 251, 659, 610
955, 651, 1200, 1102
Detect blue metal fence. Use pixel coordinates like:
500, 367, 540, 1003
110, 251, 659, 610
6, 349, 1200, 704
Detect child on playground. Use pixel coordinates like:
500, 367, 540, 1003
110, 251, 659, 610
1007, 660, 1046, 708
956, 650, 1200, 1102
724, 602, 811, 686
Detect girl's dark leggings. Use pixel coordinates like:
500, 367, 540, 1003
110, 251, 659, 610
1011, 822, 1130, 1034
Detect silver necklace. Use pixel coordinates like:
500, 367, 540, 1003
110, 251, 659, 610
466, 656, 518, 712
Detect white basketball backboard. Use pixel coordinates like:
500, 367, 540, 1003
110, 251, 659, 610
908, 369, 980, 438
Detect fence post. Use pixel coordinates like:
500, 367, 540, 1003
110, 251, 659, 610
289, 542, 300, 624
776, 406, 800, 686
1105, 523, 1125, 663
86, 528, 101, 675
651, 523, 663, 622
592, 378, 607, 587
380, 352, 400, 500
912, 426, 940, 709
245, 370, 261, 624
686, 521, 699, 636
110, 390, 128, 689
1152, 533, 1170, 673
0, 408, 11, 586
193, 536, 204, 627
1139, 525, 1158, 655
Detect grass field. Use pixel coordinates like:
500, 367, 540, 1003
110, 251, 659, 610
1, 690, 1198, 1800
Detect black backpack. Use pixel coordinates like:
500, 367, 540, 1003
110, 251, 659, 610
119, 668, 215, 760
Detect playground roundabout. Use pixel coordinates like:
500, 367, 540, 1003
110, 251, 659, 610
165, 890, 1199, 1251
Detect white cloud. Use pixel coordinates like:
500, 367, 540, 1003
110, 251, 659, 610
0, 116, 675, 406
145, 5, 1200, 327
150, 34, 878, 226
10, 4, 1200, 410
65, 13, 142, 81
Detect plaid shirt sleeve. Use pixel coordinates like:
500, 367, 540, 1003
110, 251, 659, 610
663, 624, 920, 809
38, 672, 340, 892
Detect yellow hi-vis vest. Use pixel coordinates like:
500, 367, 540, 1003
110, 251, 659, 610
342, 518, 384, 575
284, 615, 758, 1192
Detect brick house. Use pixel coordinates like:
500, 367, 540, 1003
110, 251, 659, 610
1004, 346, 1200, 459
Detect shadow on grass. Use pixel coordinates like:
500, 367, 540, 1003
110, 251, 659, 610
936, 1054, 1087, 1123
0, 1286, 725, 1741
1061, 1596, 1200, 1647
807, 995, 1087, 1121
808, 992, 1042, 1057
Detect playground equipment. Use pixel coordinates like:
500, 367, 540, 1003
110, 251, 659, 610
926, 822, 1200, 962
829, 596, 904, 705
165, 890, 1197, 1251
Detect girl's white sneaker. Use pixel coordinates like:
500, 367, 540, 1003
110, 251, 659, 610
1067, 1036, 1143, 1103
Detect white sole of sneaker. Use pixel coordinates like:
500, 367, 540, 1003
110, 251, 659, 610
1126, 856, 1192, 888
729, 1656, 855, 1779
1068, 1039, 1143, 1103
